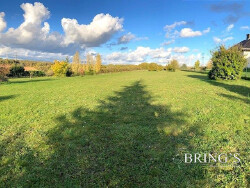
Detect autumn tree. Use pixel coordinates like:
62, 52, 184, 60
206, 60, 213, 69
86, 53, 95, 74
95, 54, 102, 74
51, 60, 71, 77
72, 51, 81, 75
180, 64, 188, 70
138, 62, 149, 70
166, 59, 179, 72
148, 63, 159, 71
194, 60, 200, 71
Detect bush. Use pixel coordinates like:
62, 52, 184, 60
0, 66, 9, 82
32, 71, 46, 77
209, 45, 247, 80
9, 64, 26, 77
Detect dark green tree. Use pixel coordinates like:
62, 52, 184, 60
209, 45, 247, 80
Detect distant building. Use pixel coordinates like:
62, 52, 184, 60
235, 34, 250, 68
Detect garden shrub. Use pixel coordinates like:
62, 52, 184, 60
209, 45, 247, 80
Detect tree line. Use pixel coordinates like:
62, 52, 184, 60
0, 45, 247, 81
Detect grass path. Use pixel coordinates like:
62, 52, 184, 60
0, 71, 249, 187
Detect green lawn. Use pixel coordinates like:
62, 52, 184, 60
0, 71, 249, 187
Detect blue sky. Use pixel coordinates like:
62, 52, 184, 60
0, 0, 249, 65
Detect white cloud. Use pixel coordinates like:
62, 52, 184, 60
104, 46, 196, 65
180, 28, 202, 38
203, 27, 211, 34
0, 45, 69, 61
180, 27, 210, 38
0, 12, 7, 32
161, 40, 175, 46
62, 13, 123, 47
164, 21, 187, 38
224, 37, 234, 42
213, 37, 222, 43
0, 2, 124, 56
173, 47, 189, 53
226, 24, 234, 32
213, 36, 233, 44
240, 26, 250, 30
164, 21, 187, 31
105, 46, 172, 64
118, 32, 136, 44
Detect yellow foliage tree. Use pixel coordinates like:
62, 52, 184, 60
86, 53, 95, 74
72, 51, 81, 75
95, 54, 102, 73
51, 60, 69, 77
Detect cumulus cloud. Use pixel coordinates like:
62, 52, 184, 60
180, 28, 202, 38
173, 47, 189, 53
105, 46, 172, 64
226, 24, 234, 32
0, 12, 7, 32
62, 13, 123, 47
0, 2, 124, 58
118, 32, 136, 44
180, 27, 210, 38
0, 45, 69, 61
213, 36, 233, 44
164, 21, 187, 38
104, 46, 195, 65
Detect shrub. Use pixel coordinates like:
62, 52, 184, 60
32, 71, 46, 77
208, 45, 247, 80
9, 64, 25, 77
51, 60, 71, 77
0, 66, 9, 82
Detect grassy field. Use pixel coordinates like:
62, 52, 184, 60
0, 71, 249, 187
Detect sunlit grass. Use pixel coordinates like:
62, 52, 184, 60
0, 71, 249, 187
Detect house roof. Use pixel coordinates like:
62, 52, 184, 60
236, 39, 250, 51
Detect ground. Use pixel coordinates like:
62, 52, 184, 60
0, 71, 249, 187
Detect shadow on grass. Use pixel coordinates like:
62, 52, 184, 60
0, 95, 17, 102
187, 74, 250, 98
8, 78, 54, 84
219, 93, 250, 104
0, 81, 206, 187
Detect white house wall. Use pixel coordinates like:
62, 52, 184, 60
243, 51, 250, 68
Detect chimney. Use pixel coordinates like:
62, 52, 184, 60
247, 34, 250, 40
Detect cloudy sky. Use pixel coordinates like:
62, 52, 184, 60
0, 0, 250, 66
